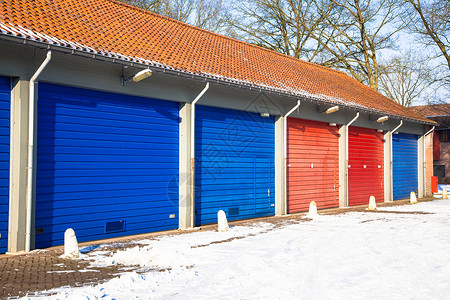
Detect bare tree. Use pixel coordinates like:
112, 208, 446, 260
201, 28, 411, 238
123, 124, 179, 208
118, 0, 159, 11
232, 0, 327, 60
193, 0, 233, 33
403, 0, 450, 71
118, 0, 232, 33
310, 0, 404, 90
232, 0, 403, 91
379, 51, 434, 106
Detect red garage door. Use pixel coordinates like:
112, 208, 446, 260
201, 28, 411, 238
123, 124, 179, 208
348, 126, 384, 206
287, 118, 339, 213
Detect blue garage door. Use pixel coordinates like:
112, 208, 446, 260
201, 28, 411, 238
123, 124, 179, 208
393, 133, 418, 200
195, 105, 275, 225
0, 77, 10, 253
36, 83, 179, 248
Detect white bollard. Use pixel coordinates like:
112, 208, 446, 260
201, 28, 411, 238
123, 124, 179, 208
368, 196, 377, 210
410, 191, 417, 204
307, 201, 318, 217
217, 210, 229, 232
443, 189, 448, 199
64, 228, 80, 258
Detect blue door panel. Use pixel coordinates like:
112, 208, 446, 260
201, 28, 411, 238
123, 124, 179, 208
36, 83, 179, 248
393, 133, 418, 200
195, 105, 275, 225
0, 76, 10, 254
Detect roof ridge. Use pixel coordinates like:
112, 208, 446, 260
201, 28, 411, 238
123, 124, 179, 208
106, 0, 346, 76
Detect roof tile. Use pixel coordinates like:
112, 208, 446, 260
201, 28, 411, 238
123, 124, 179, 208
410, 104, 450, 117
0, 0, 432, 123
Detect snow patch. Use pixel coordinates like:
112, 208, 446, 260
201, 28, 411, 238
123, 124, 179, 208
26, 199, 450, 300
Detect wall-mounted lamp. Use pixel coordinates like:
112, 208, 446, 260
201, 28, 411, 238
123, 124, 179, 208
260, 112, 270, 117
377, 129, 384, 132
329, 123, 337, 127
325, 106, 339, 114
121, 69, 152, 86
377, 116, 389, 123
318, 105, 339, 115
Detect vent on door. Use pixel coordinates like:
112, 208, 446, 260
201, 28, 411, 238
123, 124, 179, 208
228, 207, 240, 216
105, 220, 126, 233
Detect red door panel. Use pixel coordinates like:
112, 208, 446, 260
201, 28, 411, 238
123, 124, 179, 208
348, 126, 384, 206
287, 118, 339, 213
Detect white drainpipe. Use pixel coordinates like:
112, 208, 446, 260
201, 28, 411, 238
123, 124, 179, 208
424, 126, 435, 137
190, 82, 209, 226
390, 120, 403, 201
26, 51, 52, 252
391, 120, 404, 134
283, 100, 300, 214
346, 112, 360, 163
345, 112, 360, 206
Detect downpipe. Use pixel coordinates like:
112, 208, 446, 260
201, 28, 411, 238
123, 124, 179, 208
190, 82, 209, 227
390, 120, 403, 201
345, 112, 360, 206
283, 100, 300, 214
26, 51, 52, 252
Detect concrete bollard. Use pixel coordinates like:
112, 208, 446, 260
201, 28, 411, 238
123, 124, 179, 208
307, 201, 318, 217
410, 191, 417, 204
368, 196, 377, 210
443, 189, 448, 199
64, 228, 80, 258
217, 210, 229, 232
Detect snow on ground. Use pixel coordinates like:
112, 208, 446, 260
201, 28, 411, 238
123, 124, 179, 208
433, 184, 450, 198
438, 184, 450, 192
24, 199, 450, 300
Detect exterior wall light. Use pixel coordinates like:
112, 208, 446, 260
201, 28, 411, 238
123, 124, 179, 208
377, 116, 389, 123
121, 68, 152, 86
325, 106, 339, 114
318, 105, 339, 115
329, 123, 337, 126
260, 112, 270, 117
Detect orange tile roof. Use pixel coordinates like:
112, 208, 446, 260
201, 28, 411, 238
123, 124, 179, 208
410, 103, 450, 117
0, 0, 431, 123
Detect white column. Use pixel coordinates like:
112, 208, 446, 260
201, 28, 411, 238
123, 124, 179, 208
8, 79, 30, 252
338, 125, 348, 207
275, 116, 285, 215
178, 103, 193, 229
384, 131, 393, 202
418, 135, 425, 198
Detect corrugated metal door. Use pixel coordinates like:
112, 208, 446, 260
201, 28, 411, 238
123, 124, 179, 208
348, 126, 384, 206
0, 77, 10, 254
393, 133, 418, 200
36, 83, 179, 248
195, 105, 275, 225
287, 118, 339, 213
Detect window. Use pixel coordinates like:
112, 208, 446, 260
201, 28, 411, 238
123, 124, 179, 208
439, 129, 450, 142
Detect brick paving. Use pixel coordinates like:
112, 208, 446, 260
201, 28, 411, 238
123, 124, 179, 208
0, 197, 436, 299
0, 248, 123, 299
